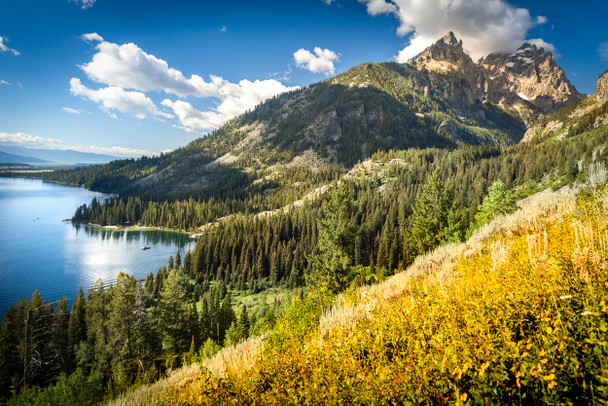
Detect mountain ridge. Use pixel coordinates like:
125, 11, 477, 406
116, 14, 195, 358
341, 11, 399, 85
38, 32, 587, 198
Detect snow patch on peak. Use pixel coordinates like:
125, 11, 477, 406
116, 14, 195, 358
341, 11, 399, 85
517, 92, 530, 101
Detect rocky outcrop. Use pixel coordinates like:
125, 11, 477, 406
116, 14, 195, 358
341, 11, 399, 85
411, 32, 477, 73
480, 43, 584, 114
595, 70, 608, 104
409, 35, 583, 116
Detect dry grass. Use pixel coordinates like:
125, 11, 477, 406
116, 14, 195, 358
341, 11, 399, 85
319, 186, 576, 338
106, 364, 201, 406
201, 336, 263, 378
107, 337, 264, 405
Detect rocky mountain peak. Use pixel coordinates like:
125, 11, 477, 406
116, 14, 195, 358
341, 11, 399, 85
595, 70, 608, 104
410, 31, 474, 73
480, 42, 583, 114
440, 31, 459, 46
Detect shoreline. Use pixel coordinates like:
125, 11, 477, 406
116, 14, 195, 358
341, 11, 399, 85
74, 221, 197, 238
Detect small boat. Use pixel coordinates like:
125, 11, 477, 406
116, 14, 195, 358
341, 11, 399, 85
142, 246, 151, 250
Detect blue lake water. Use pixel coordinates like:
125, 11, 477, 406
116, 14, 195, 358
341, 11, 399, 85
0, 177, 195, 316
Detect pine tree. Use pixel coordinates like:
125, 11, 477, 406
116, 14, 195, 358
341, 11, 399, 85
409, 170, 452, 255
474, 180, 517, 227
236, 305, 250, 342
309, 183, 357, 293
175, 250, 182, 269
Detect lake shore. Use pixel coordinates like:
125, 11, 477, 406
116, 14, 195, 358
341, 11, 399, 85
77, 222, 197, 238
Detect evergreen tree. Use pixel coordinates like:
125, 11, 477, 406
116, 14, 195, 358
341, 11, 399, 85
309, 183, 357, 293
474, 180, 517, 227
236, 305, 250, 342
409, 170, 452, 255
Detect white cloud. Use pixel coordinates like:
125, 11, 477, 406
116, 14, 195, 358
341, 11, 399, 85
294, 47, 340, 75
536, 15, 548, 25
72, 34, 298, 132
0, 36, 20, 56
0, 132, 63, 149
70, 78, 173, 120
359, 0, 397, 15
359, 0, 551, 61
70, 0, 96, 10
62, 107, 81, 115
600, 42, 608, 60
220, 26, 228, 32
0, 80, 9, 85
527, 38, 556, 52
162, 78, 298, 132
81, 32, 104, 43
0, 131, 153, 157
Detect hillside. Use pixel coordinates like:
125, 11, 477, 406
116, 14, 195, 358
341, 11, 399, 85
0, 150, 47, 164
37, 32, 581, 198
0, 145, 118, 164
108, 183, 608, 404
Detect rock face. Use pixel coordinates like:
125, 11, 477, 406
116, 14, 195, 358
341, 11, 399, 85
409, 35, 583, 116
412, 32, 478, 74
480, 43, 584, 114
595, 70, 608, 104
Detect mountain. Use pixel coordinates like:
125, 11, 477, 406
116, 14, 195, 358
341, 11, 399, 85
523, 71, 608, 142
40, 32, 583, 197
0, 145, 118, 164
480, 42, 584, 114
0, 150, 47, 164
595, 70, 608, 104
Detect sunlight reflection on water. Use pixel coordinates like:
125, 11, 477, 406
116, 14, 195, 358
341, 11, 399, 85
0, 177, 195, 315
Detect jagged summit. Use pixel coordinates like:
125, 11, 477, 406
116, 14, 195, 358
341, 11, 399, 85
406, 32, 583, 114
480, 43, 583, 113
595, 70, 608, 104
410, 31, 475, 72
440, 31, 459, 46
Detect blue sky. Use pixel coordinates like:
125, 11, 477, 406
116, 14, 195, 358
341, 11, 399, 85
0, 0, 606, 157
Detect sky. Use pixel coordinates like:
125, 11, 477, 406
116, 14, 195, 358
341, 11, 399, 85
0, 0, 607, 158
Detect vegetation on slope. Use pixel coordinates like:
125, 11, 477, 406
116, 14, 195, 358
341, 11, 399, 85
139, 185, 608, 404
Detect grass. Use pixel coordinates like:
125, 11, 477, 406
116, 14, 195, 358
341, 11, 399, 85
111, 185, 608, 404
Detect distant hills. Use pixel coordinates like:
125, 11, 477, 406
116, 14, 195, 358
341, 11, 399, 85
0, 145, 118, 165
0, 150, 47, 164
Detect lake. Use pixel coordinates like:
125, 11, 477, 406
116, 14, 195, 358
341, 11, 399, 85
0, 177, 195, 316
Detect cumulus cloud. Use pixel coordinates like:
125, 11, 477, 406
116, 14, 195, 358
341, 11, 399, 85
72, 34, 298, 132
600, 42, 608, 60
0, 80, 9, 85
70, 0, 96, 10
70, 78, 173, 120
0, 132, 63, 149
0, 36, 20, 56
62, 107, 81, 115
0, 131, 153, 157
527, 38, 556, 52
162, 78, 298, 132
358, 0, 551, 61
294, 47, 340, 75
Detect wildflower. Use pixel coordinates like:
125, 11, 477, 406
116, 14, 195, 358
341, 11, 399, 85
540, 359, 548, 364
539, 350, 546, 356
460, 393, 468, 402
546, 326, 553, 334
601, 301, 608, 312
543, 373, 555, 381
548, 381, 557, 389
526, 343, 533, 350
521, 351, 529, 358
479, 362, 489, 375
